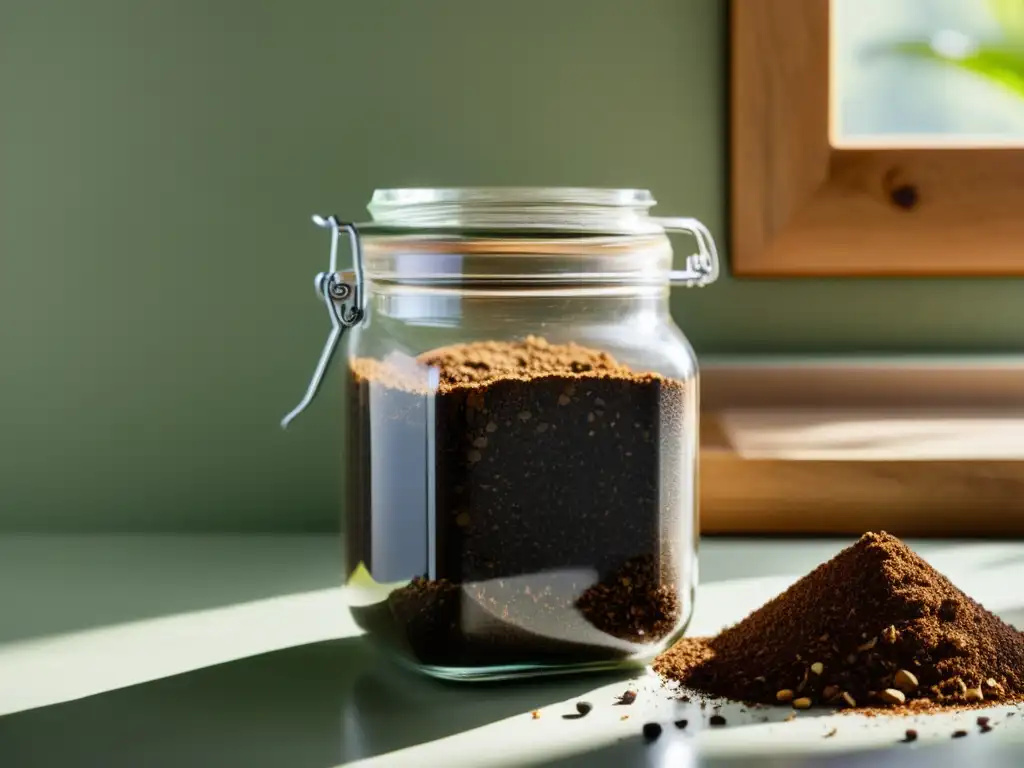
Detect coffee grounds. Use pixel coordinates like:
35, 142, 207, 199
654, 532, 1024, 712
576, 555, 680, 642
346, 336, 689, 669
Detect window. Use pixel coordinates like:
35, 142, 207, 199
708, 0, 1024, 535
730, 0, 1024, 275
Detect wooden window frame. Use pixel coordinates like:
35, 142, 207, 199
731, 0, 1024, 276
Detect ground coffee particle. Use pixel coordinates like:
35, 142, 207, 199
642, 722, 663, 741
980, 723, 994, 734
654, 532, 1024, 713
674, 719, 688, 729
563, 701, 593, 720
616, 689, 638, 706
709, 714, 727, 727
347, 336, 689, 669
977, 716, 990, 727
952, 730, 968, 738
902, 729, 918, 742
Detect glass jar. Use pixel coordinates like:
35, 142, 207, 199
284, 188, 718, 681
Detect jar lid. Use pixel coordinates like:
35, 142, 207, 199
365, 187, 662, 234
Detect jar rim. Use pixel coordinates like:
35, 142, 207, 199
369, 187, 656, 211
364, 188, 660, 234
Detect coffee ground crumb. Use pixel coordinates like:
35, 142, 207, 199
616, 690, 637, 706
824, 727, 838, 739
642, 723, 663, 741
903, 729, 918, 742
653, 532, 1024, 713
952, 730, 968, 738
563, 701, 593, 720
709, 714, 727, 727
674, 719, 688, 729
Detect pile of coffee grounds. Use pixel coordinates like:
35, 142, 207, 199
345, 336, 690, 669
654, 532, 1024, 712
576, 555, 681, 642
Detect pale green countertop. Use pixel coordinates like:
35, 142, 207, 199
1, 534, 1024, 767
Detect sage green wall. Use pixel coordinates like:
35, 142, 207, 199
2, 0, 1021, 531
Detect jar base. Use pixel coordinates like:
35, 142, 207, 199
377, 603, 694, 683
411, 657, 645, 683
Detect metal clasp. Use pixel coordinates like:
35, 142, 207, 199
281, 215, 365, 429
652, 217, 720, 287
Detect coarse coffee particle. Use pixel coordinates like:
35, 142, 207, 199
642, 723, 663, 742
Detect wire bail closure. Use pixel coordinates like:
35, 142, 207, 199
280, 215, 364, 429
652, 217, 720, 287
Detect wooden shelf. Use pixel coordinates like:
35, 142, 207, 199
699, 361, 1024, 536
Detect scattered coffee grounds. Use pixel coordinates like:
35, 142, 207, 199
902, 729, 918, 743
616, 689, 638, 706
980, 723, 994, 734
347, 336, 689, 670
709, 714, 727, 727
952, 730, 968, 738
977, 716, 990, 727
531, 710, 541, 720
654, 532, 1024, 713
642, 722, 663, 742
674, 719, 688, 729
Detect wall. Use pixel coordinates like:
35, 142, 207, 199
2, 0, 1022, 531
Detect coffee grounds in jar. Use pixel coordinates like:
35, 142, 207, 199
576, 555, 680, 643
654, 532, 1024, 712
346, 337, 689, 668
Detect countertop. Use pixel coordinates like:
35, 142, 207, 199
2, 534, 1024, 767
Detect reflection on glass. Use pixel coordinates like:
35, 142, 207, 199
832, 0, 1024, 145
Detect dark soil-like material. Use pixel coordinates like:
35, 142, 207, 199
346, 336, 690, 669
655, 532, 1024, 713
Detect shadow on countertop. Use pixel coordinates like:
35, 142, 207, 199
0, 635, 630, 768
0, 534, 342, 645
533, 730, 1024, 768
